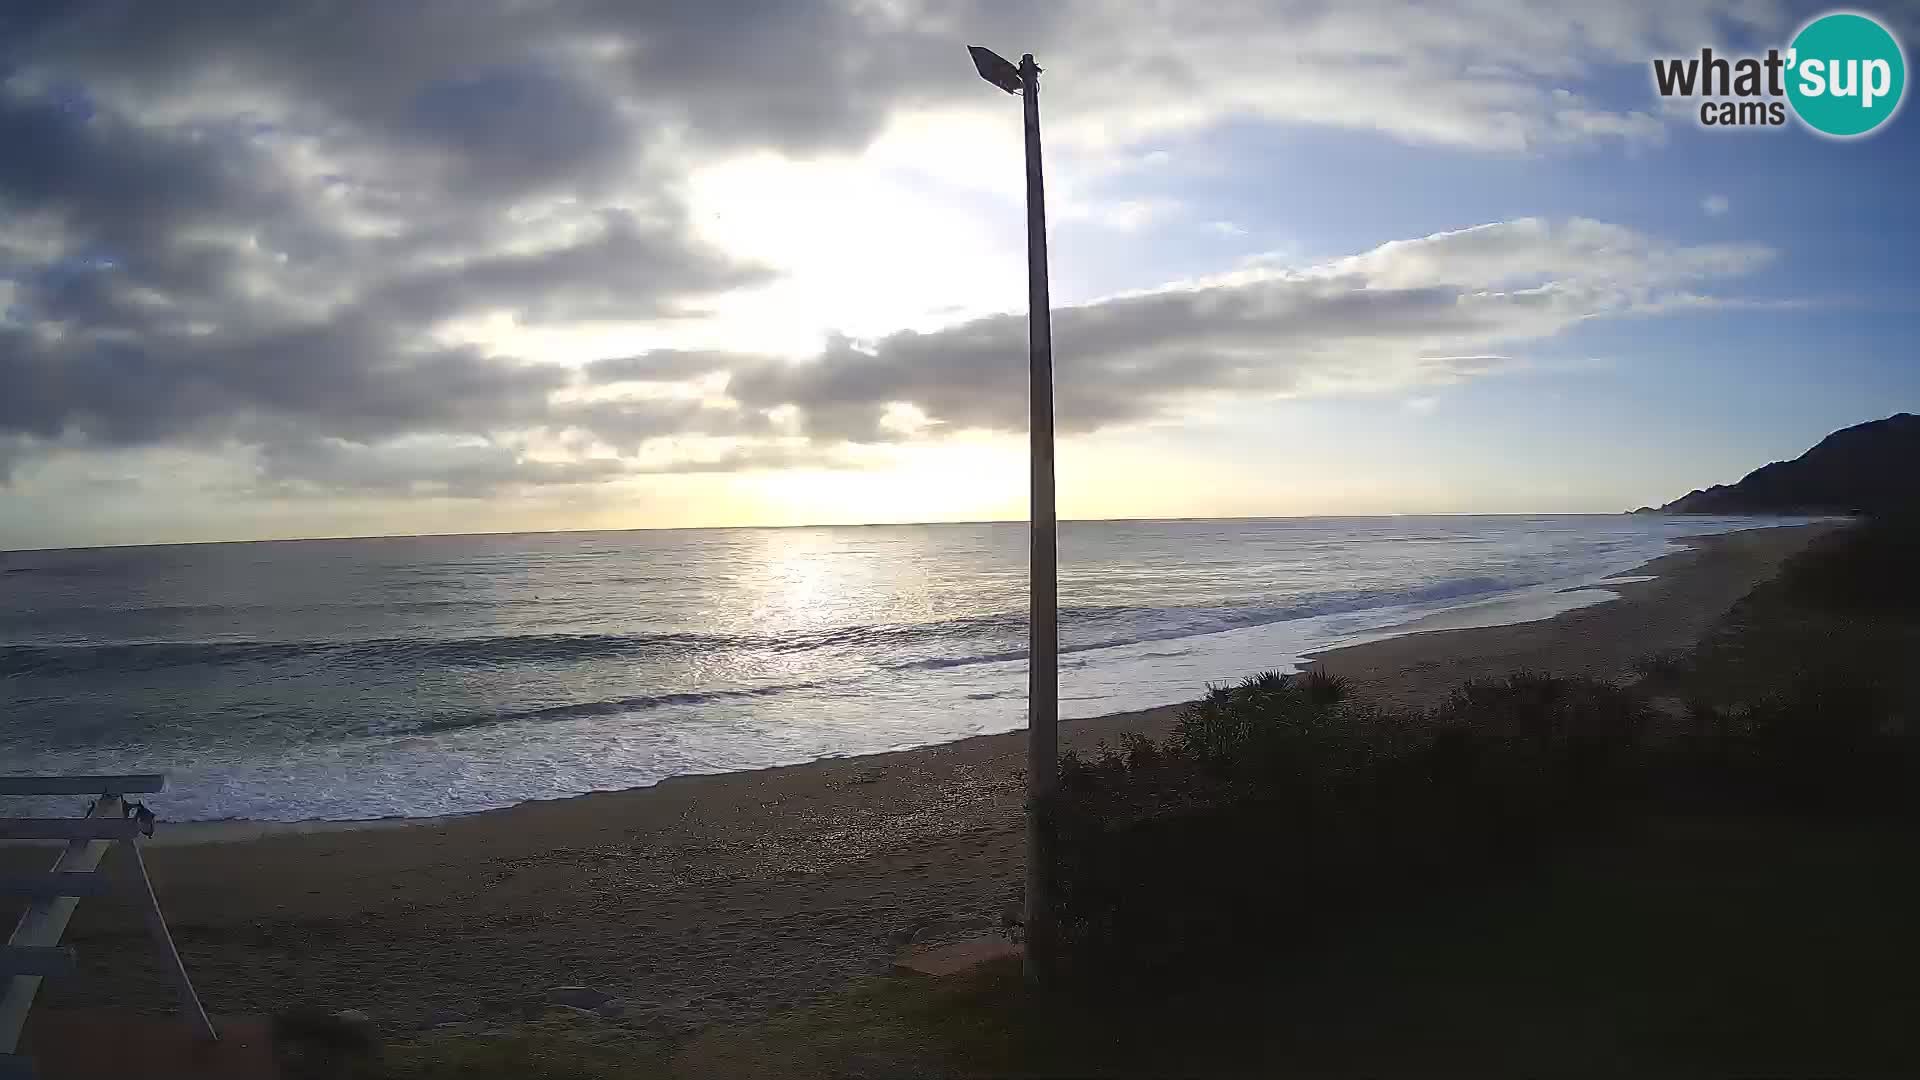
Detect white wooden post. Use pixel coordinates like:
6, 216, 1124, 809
0, 795, 124, 1055
0, 774, 218, 1066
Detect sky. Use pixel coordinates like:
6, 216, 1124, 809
2, 1, 1917, 549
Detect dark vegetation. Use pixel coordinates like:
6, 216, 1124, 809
1658, 411, 1920, 514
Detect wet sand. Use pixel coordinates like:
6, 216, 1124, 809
14, 522, 1826, 1034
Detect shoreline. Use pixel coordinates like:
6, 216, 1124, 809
18, 521, 1829, 1030
138, 521, 1821, 845
1299, 522, 1830, 708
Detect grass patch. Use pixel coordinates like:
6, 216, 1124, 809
379, 1012, 673, 1079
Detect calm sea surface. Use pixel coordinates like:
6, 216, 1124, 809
1, 516, 1783, 821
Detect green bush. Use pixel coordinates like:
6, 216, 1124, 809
1045, 651, 1920, 989
1045, 672, 1664, 988
1168, 671, 1348, 765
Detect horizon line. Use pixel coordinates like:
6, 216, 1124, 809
1, 509, 1714, 556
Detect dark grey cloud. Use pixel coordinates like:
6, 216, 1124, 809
0, 87, 316, 306
0, 315, 565, 449
725, 279, 1546, 440
0, 85, 280, 231
0, 1, 1050, 156
0, 9, 773, 483
255, 432, 833, 498
255, 435, 631, 498
400, 65, 641, 201
550, 397, 770, 454
361, 209, 771, 328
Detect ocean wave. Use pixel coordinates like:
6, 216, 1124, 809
0, 597, 553, 619
0, 631, 732, 677
1, 571, 1542, 679
387, 681, 827, 735
883, 574, 1538, 671
0, 640, 328, 676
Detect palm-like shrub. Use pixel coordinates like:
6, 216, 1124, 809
1168, 670, 1354, 781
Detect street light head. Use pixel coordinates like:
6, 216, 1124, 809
968, 45, 1024, 94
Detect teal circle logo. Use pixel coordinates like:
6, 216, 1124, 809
1787, 12, 1906, 137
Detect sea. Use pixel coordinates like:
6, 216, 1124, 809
0, 515, 1787, 823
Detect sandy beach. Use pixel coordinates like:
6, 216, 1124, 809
11, 522, 1826, 1035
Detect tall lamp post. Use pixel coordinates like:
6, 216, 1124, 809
969, 44, 1058, 981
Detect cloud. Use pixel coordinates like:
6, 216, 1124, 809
253, 433, 841, 498
1013, 0, 1790, 154
716, 218, 1774, 442
0, 314, 566, 450
1, 196, 1777, 494
585, 350, 774, 384
7, 2, 1788, 176
1703, 193, 1731, 215
1319, 217, 1771, 290
358, 208, 770, 327
0, 2, 1798, 502
0, 73, 762, 466
255, 436, 632, 498
550, 396, 770, 452
1, 4, 944, 154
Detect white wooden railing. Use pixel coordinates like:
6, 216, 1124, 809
1, 775, 215, 1075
